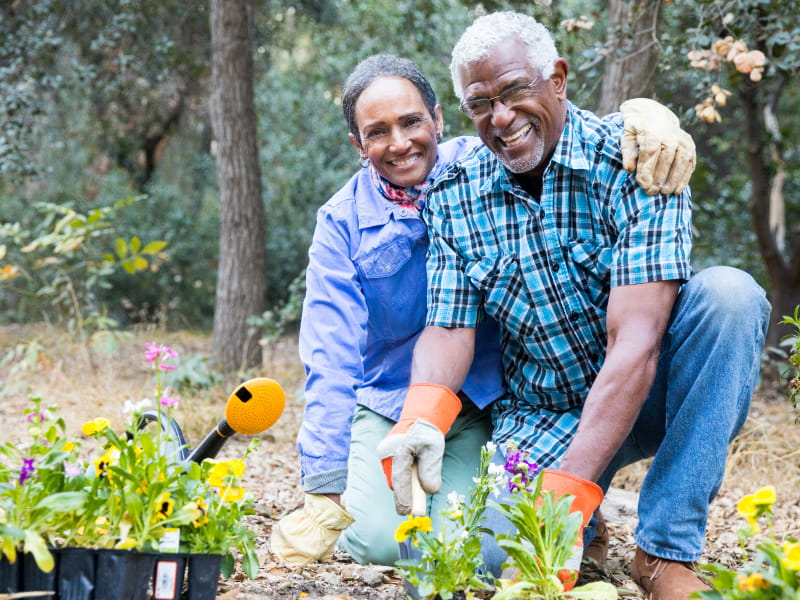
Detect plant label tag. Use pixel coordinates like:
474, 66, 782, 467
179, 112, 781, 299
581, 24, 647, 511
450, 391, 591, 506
154, 559, 180, 600
158, 527, 180, 553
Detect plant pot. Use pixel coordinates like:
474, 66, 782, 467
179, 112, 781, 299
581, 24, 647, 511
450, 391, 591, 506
93, 548, 157, 600
57, 547, 95, 600
152, 553, 187, 600
0, 553, 20, 593
186, 553, 222, 600
22, 549, 57, 597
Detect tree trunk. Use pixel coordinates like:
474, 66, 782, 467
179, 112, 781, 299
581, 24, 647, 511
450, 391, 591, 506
595, 0, 662, 116
741, 84, 799, 351
209, 0, 265, 371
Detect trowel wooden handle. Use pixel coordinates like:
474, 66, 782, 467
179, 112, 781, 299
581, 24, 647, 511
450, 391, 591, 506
411, 462, 426, 516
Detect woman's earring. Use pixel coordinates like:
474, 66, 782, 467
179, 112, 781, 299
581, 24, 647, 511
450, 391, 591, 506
359, 155, 370, 168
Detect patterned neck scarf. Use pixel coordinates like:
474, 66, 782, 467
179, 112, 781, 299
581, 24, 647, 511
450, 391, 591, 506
369, 164, 430, 211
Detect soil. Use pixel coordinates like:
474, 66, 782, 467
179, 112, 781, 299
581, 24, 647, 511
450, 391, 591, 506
1, 326, 798, 600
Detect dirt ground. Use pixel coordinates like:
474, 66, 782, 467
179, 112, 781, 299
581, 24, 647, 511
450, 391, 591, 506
1, 325, 798, 599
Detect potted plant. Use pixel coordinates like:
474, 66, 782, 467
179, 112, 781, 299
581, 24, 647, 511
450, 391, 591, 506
0, 343, 261, 599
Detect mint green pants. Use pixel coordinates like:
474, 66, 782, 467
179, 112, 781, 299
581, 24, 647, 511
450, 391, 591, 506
337, 402, 492, 565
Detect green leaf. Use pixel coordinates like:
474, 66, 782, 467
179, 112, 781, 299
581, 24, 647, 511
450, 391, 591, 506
142, 240, 167, 255
116, 237, 128, 259
129, 236, 141, 253
23, 531, 54, 573
35, 491, 86, 513
565, 581, 619, 599
121, 259, 136, 274
134, 256, 148, 271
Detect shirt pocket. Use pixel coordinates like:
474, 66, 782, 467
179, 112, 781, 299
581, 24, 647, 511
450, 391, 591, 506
356, 238, 427, 341
566, 240, 612, 310
465, 253, 537, 338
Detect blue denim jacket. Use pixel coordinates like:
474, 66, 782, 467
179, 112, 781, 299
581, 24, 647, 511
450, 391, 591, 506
297, 136, 504, 494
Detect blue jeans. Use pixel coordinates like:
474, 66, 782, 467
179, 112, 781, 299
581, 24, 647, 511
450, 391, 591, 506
481, 266, 770, 574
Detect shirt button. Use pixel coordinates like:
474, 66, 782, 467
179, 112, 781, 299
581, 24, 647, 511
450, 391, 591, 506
552, 263, 560, 272
399, 208, 408, 216
569, 311, 579, 321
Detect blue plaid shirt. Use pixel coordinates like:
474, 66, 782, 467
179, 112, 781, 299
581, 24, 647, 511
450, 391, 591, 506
424, 102, 693, 465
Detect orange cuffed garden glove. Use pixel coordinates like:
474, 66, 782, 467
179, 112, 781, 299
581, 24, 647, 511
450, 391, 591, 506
375, 384, 462, 515
541, 469, 604, 591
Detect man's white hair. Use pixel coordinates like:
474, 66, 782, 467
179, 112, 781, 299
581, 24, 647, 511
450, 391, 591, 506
450, 11, 559, 100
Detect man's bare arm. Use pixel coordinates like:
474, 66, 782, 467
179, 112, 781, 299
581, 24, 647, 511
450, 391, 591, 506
559, 280, 679, 481
410, 325, 476, 392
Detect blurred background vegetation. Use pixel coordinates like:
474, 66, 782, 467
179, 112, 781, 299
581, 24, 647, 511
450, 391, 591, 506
1, 0, 798, 371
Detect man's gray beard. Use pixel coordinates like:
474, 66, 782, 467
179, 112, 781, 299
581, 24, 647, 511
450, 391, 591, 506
500, 135, 545, 174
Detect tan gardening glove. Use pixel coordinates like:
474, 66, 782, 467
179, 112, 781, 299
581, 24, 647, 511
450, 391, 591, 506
269, 493, 355, 566
620, 98, 696, 196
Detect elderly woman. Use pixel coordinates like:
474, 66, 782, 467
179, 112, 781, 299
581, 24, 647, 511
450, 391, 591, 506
270, 54, 694, 567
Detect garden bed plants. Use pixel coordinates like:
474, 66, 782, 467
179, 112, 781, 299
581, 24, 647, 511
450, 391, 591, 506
0, 344, 259, 599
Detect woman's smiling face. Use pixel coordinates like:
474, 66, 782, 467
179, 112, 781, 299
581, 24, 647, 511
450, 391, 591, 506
349, 76, 442, 188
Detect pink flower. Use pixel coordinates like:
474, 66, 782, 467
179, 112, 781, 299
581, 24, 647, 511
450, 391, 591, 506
144, 342, 179, 365
159, 394, 180, 407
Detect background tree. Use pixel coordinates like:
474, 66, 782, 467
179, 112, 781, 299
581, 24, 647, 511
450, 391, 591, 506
209, 0, 265, 371
674, 0, 800, 351
596, 0, 661, 115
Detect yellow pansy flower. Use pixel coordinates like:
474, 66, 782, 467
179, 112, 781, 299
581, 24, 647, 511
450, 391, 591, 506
207, 459, 245, 488
154, 492, 174, 522
752, 485, 776, 506
737, 572, 769, 591
81, 418, 111, 436
737, 494, 757, 519
219, 486, 245, 503
185, 499, 209, 528
782, 541, 800, 571
63, 441, 75, 452
394, 515, 434, 545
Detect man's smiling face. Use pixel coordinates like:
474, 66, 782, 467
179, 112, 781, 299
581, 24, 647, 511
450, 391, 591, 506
458, 36, 567, 178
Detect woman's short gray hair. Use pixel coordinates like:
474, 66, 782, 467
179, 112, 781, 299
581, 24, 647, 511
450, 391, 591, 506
450, 11, 558, 100
342, 54, 437, 142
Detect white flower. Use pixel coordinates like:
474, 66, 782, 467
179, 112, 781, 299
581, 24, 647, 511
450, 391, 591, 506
485, 441, 496, 455
447, 490, 465, 509
123, 398, 153, 415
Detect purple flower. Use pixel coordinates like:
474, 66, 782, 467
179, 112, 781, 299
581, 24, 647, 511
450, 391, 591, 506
26, 411, 45, 424
504, 448, 539, 494
64, 462, 81, 478
19, 458, 36, 485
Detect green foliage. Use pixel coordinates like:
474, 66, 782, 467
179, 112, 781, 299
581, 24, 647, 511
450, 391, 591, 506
3, 0, 797, 331
396, 444, 496, 600
0, 199, 168, 336
779, 307, 800, 416
698, 486, 799, 599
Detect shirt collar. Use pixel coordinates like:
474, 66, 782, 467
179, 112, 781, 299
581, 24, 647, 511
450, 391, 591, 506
479, 101, 591, 195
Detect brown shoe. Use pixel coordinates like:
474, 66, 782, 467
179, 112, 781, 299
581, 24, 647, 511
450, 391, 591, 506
631, 546, 711, 600
582, 509, 608, 567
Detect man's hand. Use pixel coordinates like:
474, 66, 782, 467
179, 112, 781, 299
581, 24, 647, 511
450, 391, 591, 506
375, 383, 462, 515
269, 493, 355, 566
620, 98, 696, 196
541, 470, 604, 591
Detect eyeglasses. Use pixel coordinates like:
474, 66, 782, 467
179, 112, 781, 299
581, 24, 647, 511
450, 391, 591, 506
459, 77, 543, 119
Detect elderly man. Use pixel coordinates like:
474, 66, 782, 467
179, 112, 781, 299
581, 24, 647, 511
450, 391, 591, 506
377, 11, 770, 600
